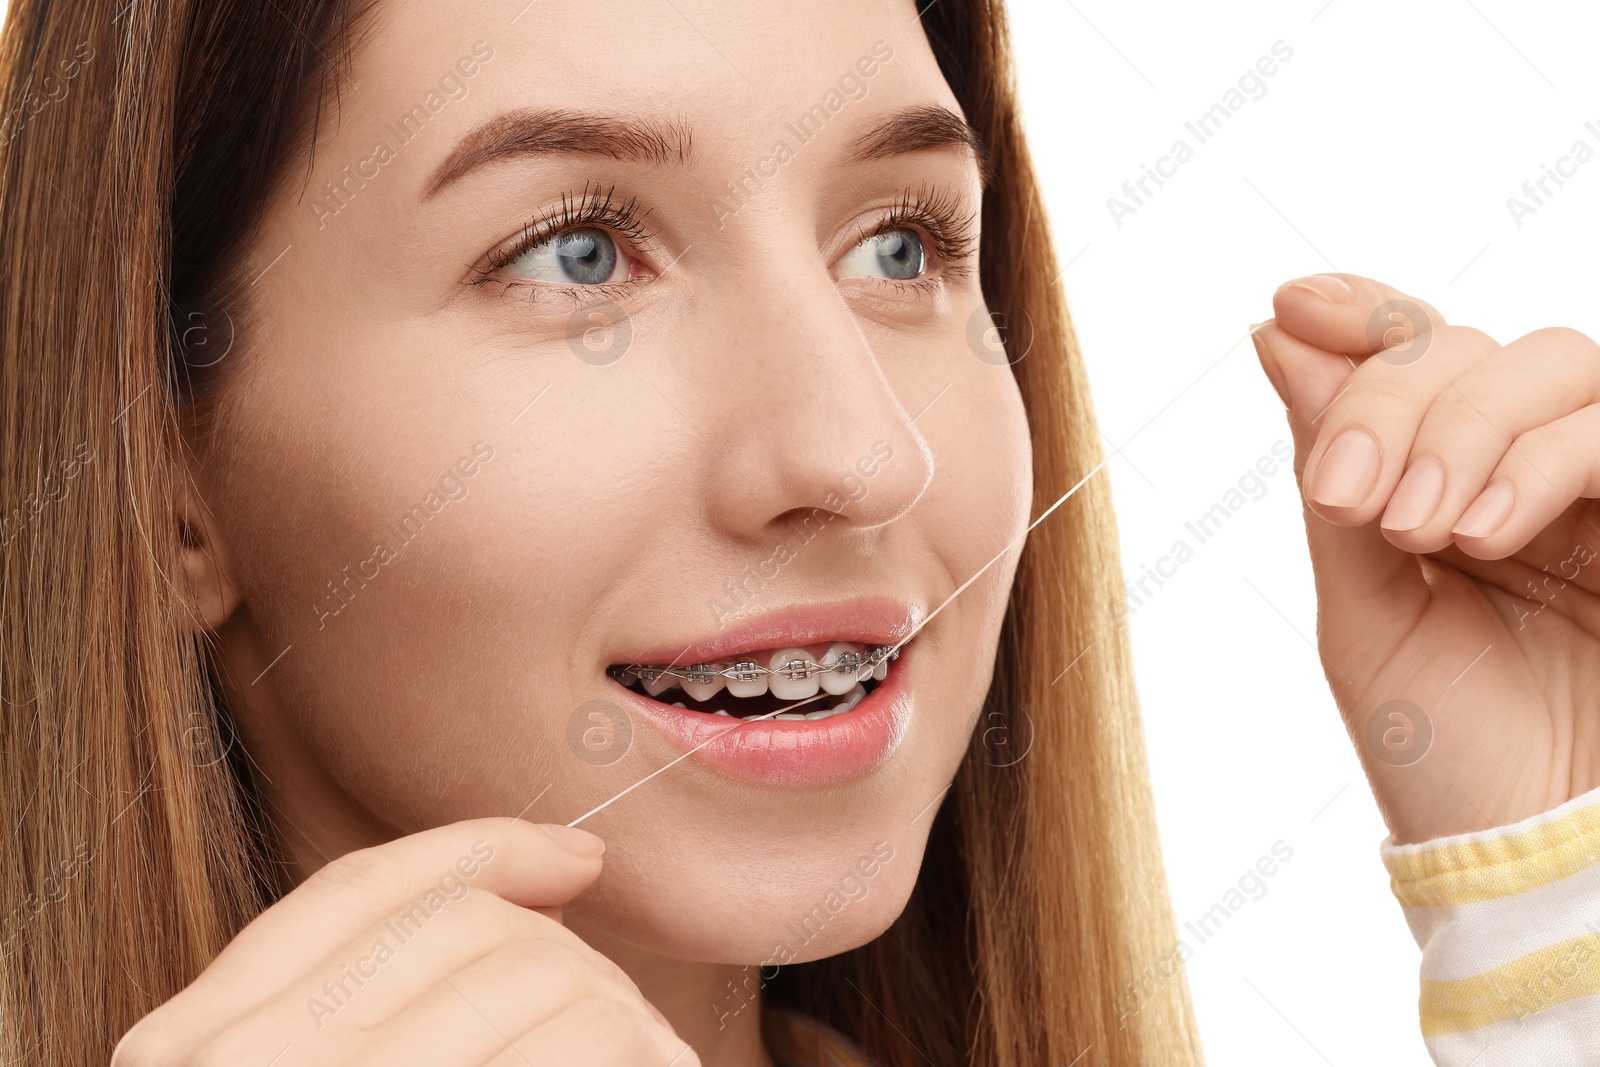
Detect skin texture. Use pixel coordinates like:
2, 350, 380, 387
155, 0, 1032, 1063
1255, 274, 1600, 847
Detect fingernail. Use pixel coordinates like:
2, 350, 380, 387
1251, 328, 1290, 410
1380, 457, 1445, 531
540, 824, 606, 858
1308, 428, 1381, 508
1284, 274, 1354, 305
1452, 480, 1515, 539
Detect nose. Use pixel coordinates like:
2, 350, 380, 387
679, 262, 934, 543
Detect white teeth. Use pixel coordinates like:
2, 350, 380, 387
643, 673, 679, 698
801, 682, 869, 721
768, 647, 820, 700
819, 642, 866, 695
681, 673, 725, 702
724, 662, 768, 699
624, 642, 885, 722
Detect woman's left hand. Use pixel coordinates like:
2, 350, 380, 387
1253, 273, 1600, 845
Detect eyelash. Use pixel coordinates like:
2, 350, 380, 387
469, 180, 979, 302
468, 182, 657, 299
842, 183, 979, 287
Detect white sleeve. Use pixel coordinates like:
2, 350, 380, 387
1379, 785, 1600, 1065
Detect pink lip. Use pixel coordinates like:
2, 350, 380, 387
609, 596, 921, 668
610, 635, 914, 787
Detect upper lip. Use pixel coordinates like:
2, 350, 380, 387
608, 596, 922, 667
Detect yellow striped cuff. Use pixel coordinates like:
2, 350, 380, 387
1383, 796, 1600, 909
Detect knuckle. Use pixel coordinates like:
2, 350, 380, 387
190, 1024, 355, 1067
111, 1017, 174, 1066
415, 890, 518, 946
1435, 324, 1498, 355
314, 846, 403, 899
1523, 324, 1595, 357
1331, 373, 1422, 429
569, 993, 653, 1036
502, 936, 593, 987
1420, 388, 1496, 439
536, 924, 636, 988
1525, 325, 1600, 373
445, 883, 504, 921
190, 1033, 265, 1067
1509, 421, 1557, 461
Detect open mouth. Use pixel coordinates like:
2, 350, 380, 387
606, 641, 898, 722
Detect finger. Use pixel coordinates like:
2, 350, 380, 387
203, 921, 658, 1063
217, 818, 601, 980
1298, 324, 1501, 525
117, 819, 604, 1063
357, 937, 671, 1063
1251, 317, 1354, 425
243, 887, 575, 1035
1253, 320, 1430, 668
1446, 405, 1600, 559
488, 997, 696, 1067
336, 896, 651, 1033
1270, 272, 1450, 359
1378, 327, 1600, 553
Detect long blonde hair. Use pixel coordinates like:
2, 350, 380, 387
0, 1, 1204, 1063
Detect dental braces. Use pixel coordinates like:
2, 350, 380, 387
609, 643, 899, 685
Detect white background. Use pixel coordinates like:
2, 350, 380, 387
4, 0, 1596, 1063
1008, 1, 1600, 1064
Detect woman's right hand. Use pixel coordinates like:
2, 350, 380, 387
110, 819, 697, 1066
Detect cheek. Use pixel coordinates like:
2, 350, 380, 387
932, 363, 1033, 551
907, 353, 1034, 715
914, 375, 1032, 821
209, 353, 693, 829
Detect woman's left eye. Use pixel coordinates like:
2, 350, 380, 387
502, 226, 634, 286
836, 227, 928, 282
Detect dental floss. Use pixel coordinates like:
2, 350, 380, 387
565, 690, 834, 828
561, 451, 1115, 830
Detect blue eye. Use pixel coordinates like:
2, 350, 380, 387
505, 226, 624, 286
837, 228, 927, 281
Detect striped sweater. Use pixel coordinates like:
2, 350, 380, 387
1382, 784, 1600, 1064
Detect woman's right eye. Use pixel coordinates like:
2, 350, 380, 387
836, 227, 929, 282
501, 226, 635, 287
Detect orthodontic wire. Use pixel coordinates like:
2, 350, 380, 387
562, 455, 1113, 830
611, 644, 894, 683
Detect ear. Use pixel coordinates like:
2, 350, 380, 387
174, 464, 243, 634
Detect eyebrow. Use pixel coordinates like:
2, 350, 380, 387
422, 108, 694, 199
844, 105, 991, 183
422, 103, 989, 200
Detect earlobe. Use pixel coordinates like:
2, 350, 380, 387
175, 472, 242, 634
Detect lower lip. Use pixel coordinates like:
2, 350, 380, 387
609, 643, 914, 787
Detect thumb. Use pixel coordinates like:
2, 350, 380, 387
1252, 319, 1428, 684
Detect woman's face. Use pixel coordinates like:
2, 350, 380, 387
186, 0, 1032, 972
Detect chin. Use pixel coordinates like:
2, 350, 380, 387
567, 825, 931, 968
